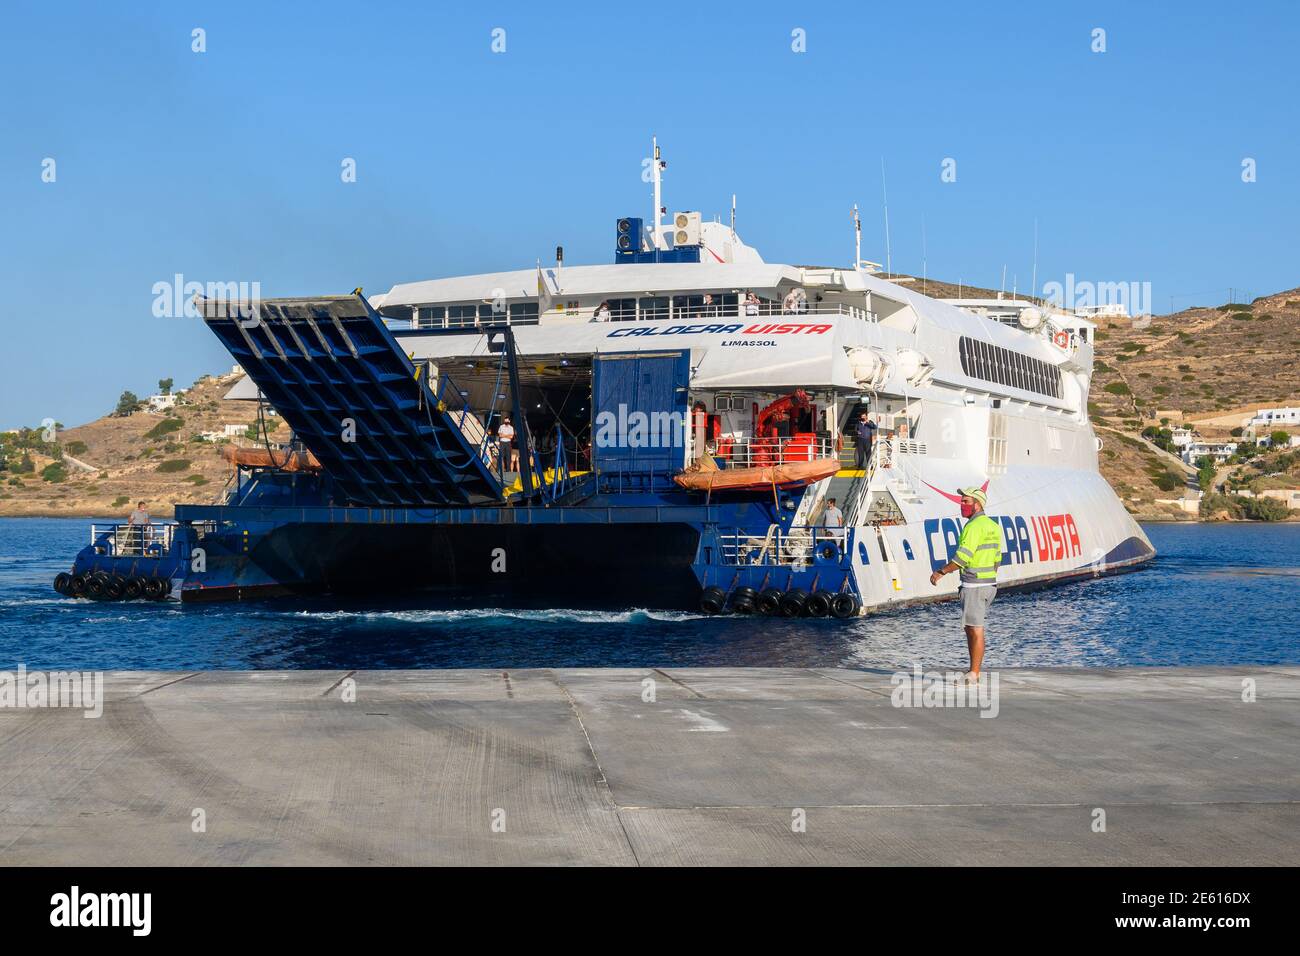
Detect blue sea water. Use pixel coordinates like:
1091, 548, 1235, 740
0, 517, 1296, 670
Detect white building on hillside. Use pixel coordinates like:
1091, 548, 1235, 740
1244, 406, 1300, 440
1075, 303, 1130, 320
1182, 440, 1238, 465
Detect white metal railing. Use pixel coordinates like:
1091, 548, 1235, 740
89, 523, 176, 557
704, 435, 836, 468
597, 301, 876, 324
718, 525, 851, 567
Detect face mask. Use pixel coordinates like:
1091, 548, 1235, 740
960, 500, 975, 519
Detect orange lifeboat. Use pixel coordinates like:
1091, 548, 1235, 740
673, 457, 840, 492
220, 444, 322, 473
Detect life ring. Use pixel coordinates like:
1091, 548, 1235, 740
1053, 331, 1070, 348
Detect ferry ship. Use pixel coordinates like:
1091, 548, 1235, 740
53, 143, 1154, 616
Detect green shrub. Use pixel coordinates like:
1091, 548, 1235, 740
111, 495, 129, 508
184, 475, 209, 486
1104, 382, 1131, 395
64, 440, 88, 456
1243, 496, 1289, 521
155, 459, 191, 473
1152, 472, 1180, 492
40, 463, 67, 483
144, 417, 183, 440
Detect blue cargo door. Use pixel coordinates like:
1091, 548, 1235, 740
592, 351, 690, 481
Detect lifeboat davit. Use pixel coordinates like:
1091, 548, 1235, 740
219, 444, 322, 472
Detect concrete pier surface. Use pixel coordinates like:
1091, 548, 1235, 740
1, 666, 1297, 866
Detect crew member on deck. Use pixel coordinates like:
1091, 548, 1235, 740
929, 487, 1002, 683
822, 497, 844, 544
127, 500, 151, 552
497, 418, 517, 475
853, 411, 877, 471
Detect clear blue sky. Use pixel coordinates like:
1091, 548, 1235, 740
2, 0, 1296, 429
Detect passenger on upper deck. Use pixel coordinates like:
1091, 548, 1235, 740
593, 301, 611, 322
782, 288, 807, 315
744, 292, 760, 317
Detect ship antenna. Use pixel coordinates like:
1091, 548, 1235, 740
651, 136, 665, 251
852, 204, 861, 270
880, 158, 892, 277
731, 193, 737, 237
1031, 217, 1039, 305
921, 214, 928, 295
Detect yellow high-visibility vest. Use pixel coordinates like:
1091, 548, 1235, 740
954, 513, 1003, 586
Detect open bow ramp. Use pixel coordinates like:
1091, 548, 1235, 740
202, 295, 502, 506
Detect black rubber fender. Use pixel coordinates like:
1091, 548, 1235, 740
830, 592, 861, 619
728, 586, 757, 614
104, 575, 127, 601
123, 578, 144, 600
68, 573, 87, 596
805, 590, 834, 617
53, 572, 72, 596
85, 574, 108, 600
143, 578, 167, 601
755, 588, 783, 616
779, 588, 809, 617
699, 586, 727, 615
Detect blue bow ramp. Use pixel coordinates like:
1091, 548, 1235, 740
202, 295, 503, 506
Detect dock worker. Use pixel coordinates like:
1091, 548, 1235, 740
853, 411, 877, 471
928, 487, 1001, 683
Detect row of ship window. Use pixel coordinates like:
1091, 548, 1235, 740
412, 294, 747, 329
414, 303, 540, 329
958, 336, 1063, 400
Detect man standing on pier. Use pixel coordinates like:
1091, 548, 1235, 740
929, 487, 1001, 682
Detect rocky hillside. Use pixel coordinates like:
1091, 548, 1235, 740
1086, 289, 1300, 519
0, 371, 285, 518
1088, 289, 1300, 426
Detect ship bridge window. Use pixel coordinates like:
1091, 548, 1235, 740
446, 304, 480, 328
959, 336, 1062, 400
416, 306, 445, 329
607, 298, 637, 321
672, 293, 737, 320
509, 302, 539, 325
639, 296, 669, 321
